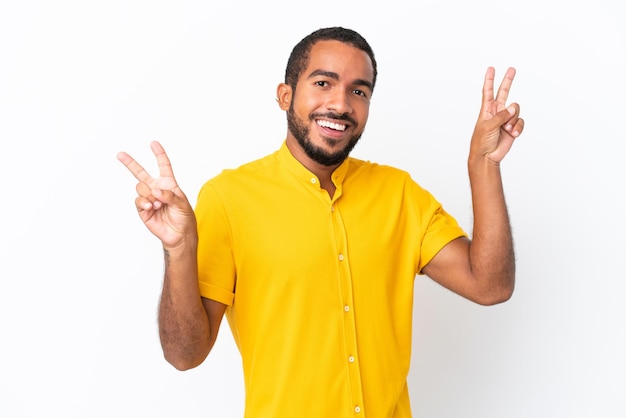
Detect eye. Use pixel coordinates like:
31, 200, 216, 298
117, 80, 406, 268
315, 80, 329, 87
352, 89, 370, 99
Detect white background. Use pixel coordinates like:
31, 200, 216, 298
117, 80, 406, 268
1, 0, 625, 417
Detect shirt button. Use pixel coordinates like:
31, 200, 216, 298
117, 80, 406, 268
348, 356, 355, 363
331, 205, 335, 212
338, 254, 344, 261
310, 178, 317, 184
355, 406, 361, 413
344, 305, 350, 312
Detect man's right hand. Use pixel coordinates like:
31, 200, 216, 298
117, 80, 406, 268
117, 141, 197, 249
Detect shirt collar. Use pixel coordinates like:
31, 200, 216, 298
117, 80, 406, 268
278, 140, 350, 188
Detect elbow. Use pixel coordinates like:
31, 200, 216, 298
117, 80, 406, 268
159, 327, 214, 371
162, 342, 210, 371
164, 352, 206, 371
475, 287, 514, 306
170, 362, 198, 371
166, 357, 195, 371
472, 276, 515, 306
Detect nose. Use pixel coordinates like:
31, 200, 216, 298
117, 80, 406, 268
326, 89, 352, 116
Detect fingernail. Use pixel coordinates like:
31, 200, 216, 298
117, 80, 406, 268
506, 124, 513, 131
507, 106, 515, 114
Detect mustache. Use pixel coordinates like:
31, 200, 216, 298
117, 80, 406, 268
310, 112, 357, 126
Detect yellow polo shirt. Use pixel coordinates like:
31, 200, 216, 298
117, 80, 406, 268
195, 141, 466, 418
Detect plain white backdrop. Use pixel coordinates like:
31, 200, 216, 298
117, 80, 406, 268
1, 0, 624, 417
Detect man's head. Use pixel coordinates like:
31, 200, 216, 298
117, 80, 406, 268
284, 27, 378, 93
277, 28, 377, 167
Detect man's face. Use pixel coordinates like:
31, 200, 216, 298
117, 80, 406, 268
286, 40, 374, 167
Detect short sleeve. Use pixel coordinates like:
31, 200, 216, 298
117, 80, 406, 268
194, 181, 236, 306
407, 178, 468, 274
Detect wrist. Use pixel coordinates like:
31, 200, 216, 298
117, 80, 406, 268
468, 153, 501, 175
162, 231, 198, 255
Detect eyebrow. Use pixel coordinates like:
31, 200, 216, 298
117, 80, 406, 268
308, 69, 373, 91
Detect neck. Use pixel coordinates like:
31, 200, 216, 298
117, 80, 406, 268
285, 137, 339, 198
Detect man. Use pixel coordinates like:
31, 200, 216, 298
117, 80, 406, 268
118, 27, 524, 417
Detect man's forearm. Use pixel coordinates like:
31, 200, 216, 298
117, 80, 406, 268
467, 157, 515, 302
158, 237, 212, 370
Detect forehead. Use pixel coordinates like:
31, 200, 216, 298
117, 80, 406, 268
303, 40, 374, 84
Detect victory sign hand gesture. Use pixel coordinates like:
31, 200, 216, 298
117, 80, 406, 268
470, 67, 525, 163
117, 141, 197, 249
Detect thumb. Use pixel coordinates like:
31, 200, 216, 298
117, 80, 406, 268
490, 105, 517, 128
152, 187, 177, 204
152, 187, 190, 209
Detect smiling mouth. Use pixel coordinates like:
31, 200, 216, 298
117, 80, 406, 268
317, 119, 347, 132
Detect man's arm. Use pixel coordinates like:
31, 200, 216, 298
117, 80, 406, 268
422, 67, 524, 306
117, 141, 225, 369
159, 240, 226, 370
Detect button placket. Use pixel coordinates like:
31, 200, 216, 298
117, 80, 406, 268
330, 202, 364, 416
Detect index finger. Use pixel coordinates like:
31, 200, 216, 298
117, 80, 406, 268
494, 67, 516, 106
117, 150, 154, 184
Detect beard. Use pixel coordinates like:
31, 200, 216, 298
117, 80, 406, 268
287, 104, 362, 167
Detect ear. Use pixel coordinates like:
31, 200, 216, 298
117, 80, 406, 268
276, 83, 292, 111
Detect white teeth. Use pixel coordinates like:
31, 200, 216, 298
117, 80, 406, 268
317, 120, 346, 131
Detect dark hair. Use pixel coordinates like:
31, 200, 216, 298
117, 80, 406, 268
284, 27, 378, 93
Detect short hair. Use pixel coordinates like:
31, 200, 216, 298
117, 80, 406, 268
284, 27, 378, 93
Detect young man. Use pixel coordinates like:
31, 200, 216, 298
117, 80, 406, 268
118, 27, 524, 418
